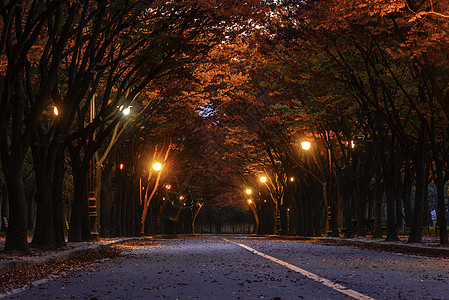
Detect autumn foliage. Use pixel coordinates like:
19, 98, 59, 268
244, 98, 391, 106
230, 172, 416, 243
1, 0, 449, 253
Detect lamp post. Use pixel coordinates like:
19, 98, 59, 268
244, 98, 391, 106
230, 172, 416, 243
140, 161, 163, 235
88, 97, 99, 238
118, 105, 132, 116
259, 175, 280, 234
153, 162, 162, 171
300, 139, 333, 236
246, 198, 259, 234
301, 141, 311, 151
89, 104, 132, 238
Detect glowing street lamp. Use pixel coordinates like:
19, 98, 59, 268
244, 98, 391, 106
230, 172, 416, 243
122, 106, 131, 116
301, 141, 311, 150
152, 162, 162, 171
165, 184, 171, 189
53, 106, 59, 116
260, 176, 267, 183
246, 198, 259, 233
119, 163, 124, 170
118, 105, 132, 116
245, 188, 252, 195
290, 177, 294, 182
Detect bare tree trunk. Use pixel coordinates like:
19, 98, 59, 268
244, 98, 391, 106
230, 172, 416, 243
52, 146, 67, 248
140, 143, 171, 234
401, 160, 413, 228
4, 164, 31, 254
30, 142, 56, 249
384, 172, 399, 242
1, 186, 8, 232
373, 166, 383, 239
27, 187, 36, 230
100, 163, 113, 237
408, 122, 426, 244
68, 164, 92, 242
192, 203, 203, 234
435, 166, 448, 245
408, 156, 425, 243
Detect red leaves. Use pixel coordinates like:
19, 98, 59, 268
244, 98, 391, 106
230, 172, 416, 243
0, 246, 122, 293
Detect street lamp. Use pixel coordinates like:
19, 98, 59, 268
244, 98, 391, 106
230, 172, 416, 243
246, 198, 258, 234
301, 141, 311, 150
122, 106, 131, 116
245, 188, 252, 195
141, 161, 163, 235
260, 176, 267, 183
90, 103, 133, 237
290, 177, 294, 182
53, 106, 59, 116
152, 162, 162, 171
118, 105, 132, 116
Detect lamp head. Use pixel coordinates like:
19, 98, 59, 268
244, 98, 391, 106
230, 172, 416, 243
301, 141, 311, 150
152, 162, 162, 171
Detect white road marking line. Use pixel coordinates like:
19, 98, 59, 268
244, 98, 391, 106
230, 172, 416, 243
0, 277, 53, 299
224, 238, 376, 300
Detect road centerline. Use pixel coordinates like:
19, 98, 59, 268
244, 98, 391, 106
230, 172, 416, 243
223, 238, 376, 300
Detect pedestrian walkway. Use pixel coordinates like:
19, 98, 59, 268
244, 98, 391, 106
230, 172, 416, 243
0, 237, 138, 275
272, 235, 449, 256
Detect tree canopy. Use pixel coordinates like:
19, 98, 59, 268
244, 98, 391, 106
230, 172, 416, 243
1, 0, 449, 252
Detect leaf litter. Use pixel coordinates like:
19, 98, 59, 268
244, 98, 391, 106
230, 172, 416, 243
0, 246, 122, 293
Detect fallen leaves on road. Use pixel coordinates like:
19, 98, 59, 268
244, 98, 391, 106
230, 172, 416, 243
114, 236, 207, 248
0, 246, 122, 293
0, 238, 120, 261
114, 239, 165, 248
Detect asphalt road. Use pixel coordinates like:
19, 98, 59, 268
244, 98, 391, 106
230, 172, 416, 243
2, 236, 449, 299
